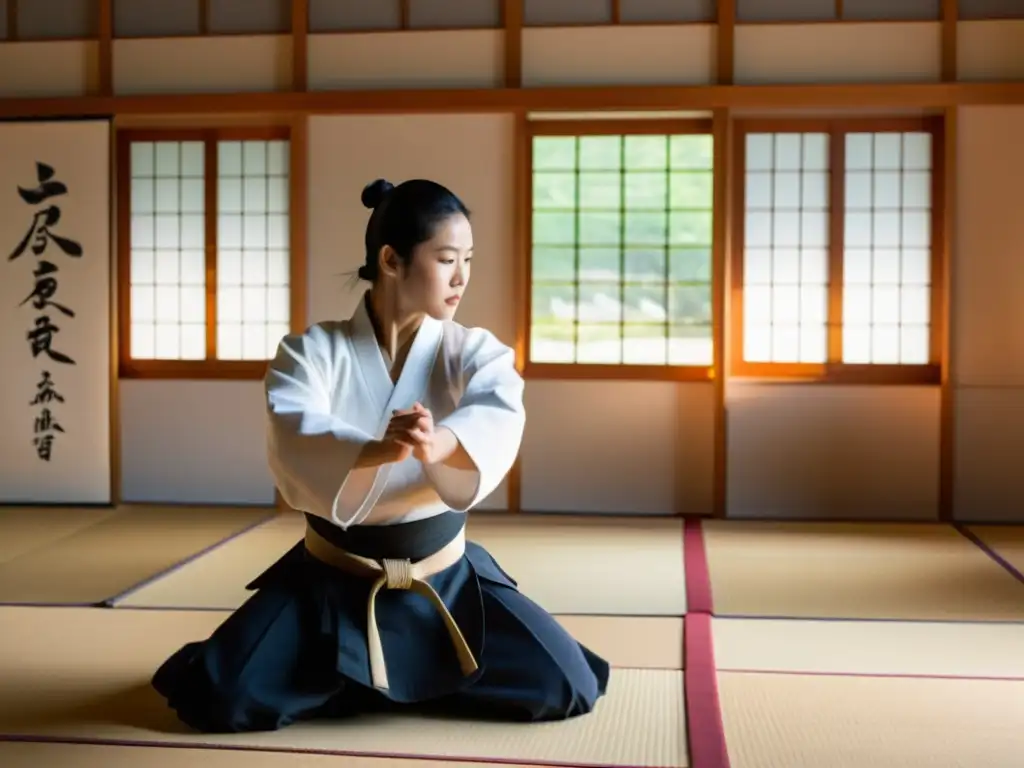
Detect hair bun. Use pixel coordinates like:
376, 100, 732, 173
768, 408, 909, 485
356, 264, 374, 281
361, 179, 394, 209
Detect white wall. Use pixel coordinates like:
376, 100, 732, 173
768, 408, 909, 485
725, 384, 940, 520
952, 106, 1024, 522
0, 20, 1008, 519
520, 381, 713, 516
119, 380, 274, 504
735, 22, 942, 84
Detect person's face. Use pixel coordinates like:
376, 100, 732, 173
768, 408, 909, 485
393, 213, 473, 321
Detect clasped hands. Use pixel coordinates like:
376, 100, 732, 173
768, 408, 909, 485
377, 402, 453, 466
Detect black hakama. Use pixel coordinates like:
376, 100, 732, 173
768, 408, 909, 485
152, 511, 610, 733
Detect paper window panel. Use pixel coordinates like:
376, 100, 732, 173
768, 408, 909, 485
129, 140, 207, 360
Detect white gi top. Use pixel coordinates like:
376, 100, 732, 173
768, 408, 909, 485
264, 294, 525, 529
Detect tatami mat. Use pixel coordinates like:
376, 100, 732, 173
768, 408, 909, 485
469, 515, 686, 615
0, 607, 687, 768
0, 507, 117, 565
713, 616, 1024, 678
0, 741, 550, 768
118, 512, 688, 616
717, 671, 1024, 768
703, 520, 1024, 621
114, 513, 301, 609
0, 507, 272, 606
965, 524, 1024, 581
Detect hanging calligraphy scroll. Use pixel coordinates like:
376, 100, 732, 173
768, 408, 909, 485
0, 120, 112, 504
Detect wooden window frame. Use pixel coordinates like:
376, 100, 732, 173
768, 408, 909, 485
729, 116, 946, 385
116, 125, 296, 380
524, 118, 718, 383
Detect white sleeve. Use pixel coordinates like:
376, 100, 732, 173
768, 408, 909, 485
265, 326, 386, 529
424, 329, 526, 512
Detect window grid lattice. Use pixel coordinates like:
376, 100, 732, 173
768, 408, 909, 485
126, 137, 291, 364
842, 131, 932, 364
129, 141, 208, 361
743, 132, 831, 364
739, 127, 935, 369
531, 133, 714, 367
216, 140, 291, 361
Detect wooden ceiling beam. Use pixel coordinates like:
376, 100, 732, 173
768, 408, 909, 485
1, 81, 1022, 120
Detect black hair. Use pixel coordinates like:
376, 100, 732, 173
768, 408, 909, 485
357, 178, 471, 283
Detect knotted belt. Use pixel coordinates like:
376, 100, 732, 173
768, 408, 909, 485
303, 521, 479, 691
